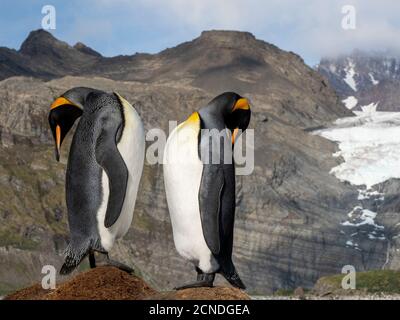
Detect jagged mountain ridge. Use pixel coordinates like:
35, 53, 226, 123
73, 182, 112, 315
0, 30, 100, 79
1, 29, 350, 127
317, 50, 400, 111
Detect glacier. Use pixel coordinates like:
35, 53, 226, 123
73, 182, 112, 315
315, 108, 400, 189
313, 107, 400, 247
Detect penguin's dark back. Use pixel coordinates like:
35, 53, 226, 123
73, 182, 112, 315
65, 92, 124, 246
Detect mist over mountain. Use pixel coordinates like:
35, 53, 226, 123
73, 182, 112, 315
317, 49, 400, 111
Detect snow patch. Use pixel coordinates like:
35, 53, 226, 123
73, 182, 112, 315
369, 72, 379, 85
340, 194, 386, 248
342, 96, 358, 109
360, 102, 379, 113
346, 239, 361, 250
343, 60, 357, 91
341, 208, 384, 229
357, 189, 384, 201
368, 234, 386, 240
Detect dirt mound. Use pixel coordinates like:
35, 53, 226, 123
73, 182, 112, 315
147, 287, 250, 300
5, 267, 250, 300
6, 267, 156, 300
4, 283, 49, 300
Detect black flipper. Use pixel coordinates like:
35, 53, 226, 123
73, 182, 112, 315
198, 160, 247, 290
199, 164, 224, 255
95, 119, 128, 228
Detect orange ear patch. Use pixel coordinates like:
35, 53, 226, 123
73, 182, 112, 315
50, 97, 75, 110
233, 98, 250, 111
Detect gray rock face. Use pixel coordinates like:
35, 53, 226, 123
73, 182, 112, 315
317, 50, 400, 111
0, 30, 389, 295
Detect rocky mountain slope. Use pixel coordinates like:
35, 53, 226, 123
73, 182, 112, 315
1, 30, 349, 126
1, 29, 394, 296
317, 50, 400, 111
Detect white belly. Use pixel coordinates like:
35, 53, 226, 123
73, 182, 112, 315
163, 114, 219, 273
97, 94, 145, 252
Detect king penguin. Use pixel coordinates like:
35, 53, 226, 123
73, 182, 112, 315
163, 92, 251, 289
48, 87, 145, 274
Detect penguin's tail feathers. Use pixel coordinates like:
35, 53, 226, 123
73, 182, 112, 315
59, 238, 104, 275
220, 263, 246, 290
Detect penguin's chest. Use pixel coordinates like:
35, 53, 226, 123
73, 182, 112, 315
97, 105, 145, 252
164, 119, 218, 272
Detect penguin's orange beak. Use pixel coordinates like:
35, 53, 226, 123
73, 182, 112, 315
232, 128, 239, 144
55, 125, 61, 161
50, 97, 73, 162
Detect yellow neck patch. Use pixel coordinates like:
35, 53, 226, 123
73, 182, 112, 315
186, 112, 200, 123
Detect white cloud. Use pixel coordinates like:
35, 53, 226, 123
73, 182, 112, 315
84, 0, 400, 62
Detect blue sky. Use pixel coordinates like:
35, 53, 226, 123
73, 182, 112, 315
1, 0, 399, 66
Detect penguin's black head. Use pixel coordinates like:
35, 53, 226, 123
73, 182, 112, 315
208, 92, 251, 144
48, 88, 93, 161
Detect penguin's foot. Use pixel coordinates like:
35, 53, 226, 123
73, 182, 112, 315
96, 255, 134, 274
106, 259, 134, 274
89, 252, 96, 269
174, 273, 215, 290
